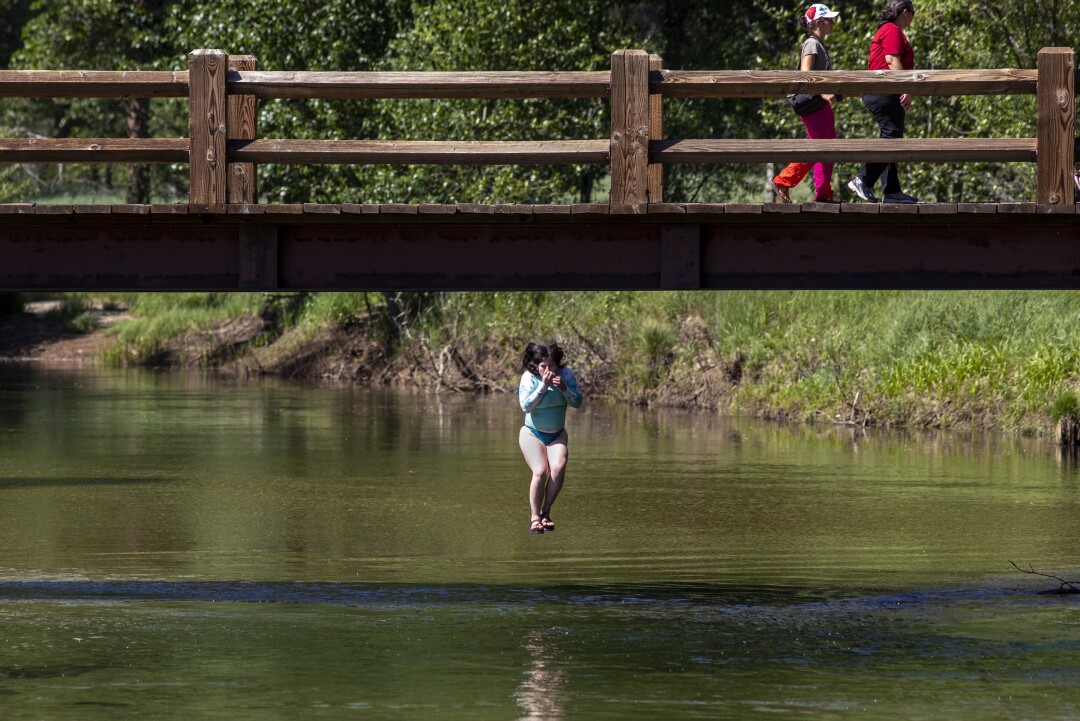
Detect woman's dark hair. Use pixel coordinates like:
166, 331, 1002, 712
879, 0, 914, 26
521, 342, 565, 376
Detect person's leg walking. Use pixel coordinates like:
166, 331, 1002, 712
803, 104, 836, 200
864, 94, 905, 194
519, 427, 551, 526
774, 162, 811, 201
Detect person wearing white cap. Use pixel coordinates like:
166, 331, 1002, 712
774, 4, 842, 204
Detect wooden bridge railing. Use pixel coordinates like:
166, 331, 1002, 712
0, 47, 1074, 210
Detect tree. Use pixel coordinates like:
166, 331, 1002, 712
8, 0, 185, 203
166, 0, 412, 203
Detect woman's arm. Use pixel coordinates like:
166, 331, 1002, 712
557, 368, 583, 408
801, 52, 835, 105
885, 54, 911, 110
519, 372, 547, 412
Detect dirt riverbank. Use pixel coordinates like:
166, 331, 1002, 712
0, 302, 123, 365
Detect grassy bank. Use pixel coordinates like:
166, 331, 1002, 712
32, 290, 1080, 435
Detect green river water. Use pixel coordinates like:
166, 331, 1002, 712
0, 366, 1078, 719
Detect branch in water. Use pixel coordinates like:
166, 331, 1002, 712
1010, 560, 1080, 594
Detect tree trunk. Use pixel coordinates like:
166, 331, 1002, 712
124, 97, 150, 204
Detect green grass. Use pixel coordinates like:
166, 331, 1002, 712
44, 289, 1080, 435
102, 293, 269, 363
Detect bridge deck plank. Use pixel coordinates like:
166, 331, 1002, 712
0, 202, 1074, 218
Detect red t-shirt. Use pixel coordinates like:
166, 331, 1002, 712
868, 22, 914, 70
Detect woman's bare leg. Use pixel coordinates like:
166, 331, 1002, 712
519, 427, 551, 521
541, 431, 569, 517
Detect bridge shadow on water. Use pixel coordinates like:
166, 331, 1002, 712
0, 579, 1056, 611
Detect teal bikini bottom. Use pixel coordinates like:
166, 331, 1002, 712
526, 426, 566, 446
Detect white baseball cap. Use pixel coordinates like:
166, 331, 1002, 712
805, 3, 840, 23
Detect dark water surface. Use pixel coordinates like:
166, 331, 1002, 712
0, 366, 1078, 719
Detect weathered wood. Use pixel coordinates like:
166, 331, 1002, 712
227, 70, 611, 99
648, 55, 664, 204
0, 70, 188, 98
841, 203, 881, 214
1037, 48, 1075, 204
654, 69, 1038, 98
917, 203, 959, 214
661, 225, 700, 289
610, 50, 651, 213
227, 56, 258, 204
239, 224, 278, 290
227, 139, 609, 165
188, 49, 229, 206
763, 202, 801, 213
303, 203, 340, 214
9, 212, 1080, 291
0, 138, 187, 163
957, 203, 998, 213
803, 201, 841, 214
651, 138, 1037, 163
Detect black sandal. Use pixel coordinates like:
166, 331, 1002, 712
529, 519, 545, 534
539, 513, 555, 531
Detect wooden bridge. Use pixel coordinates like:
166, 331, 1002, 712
0, 48, 1077, 291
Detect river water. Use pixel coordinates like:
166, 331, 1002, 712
0, 366, 1077, 719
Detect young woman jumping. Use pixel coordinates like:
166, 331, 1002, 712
518, 342, 582, 534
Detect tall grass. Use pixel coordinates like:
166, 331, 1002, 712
51, 289, 1080, 434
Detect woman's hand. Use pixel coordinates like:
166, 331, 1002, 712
899, 93, 911, 112
540, 367, 557, 386
551, 373, 565, 390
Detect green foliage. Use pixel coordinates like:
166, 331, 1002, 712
1051, 391, 1080, 424
166, 0, 412, 203
2, 0, 1078, 203
105, 293, 267, 362
45, 294, 99, 333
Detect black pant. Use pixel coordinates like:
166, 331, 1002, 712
858, 94, 905, 195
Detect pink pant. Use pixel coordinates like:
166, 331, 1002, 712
774, 103, 836, 201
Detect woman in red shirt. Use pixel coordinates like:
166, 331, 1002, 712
846, 0, 919, 204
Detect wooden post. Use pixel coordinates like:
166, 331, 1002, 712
1037, 47, 1075, 205
648, 54, 663, 204
188, 49, 229, 206
610, 50, 650, 213
227, 55, 258, 204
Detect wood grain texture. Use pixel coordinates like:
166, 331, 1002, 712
0, 138, 187, 163
227, 56, 258, 204
188, 49, 229, 205
648, 55, 664, 204
1037, 48, 1075, 204
227, 139, 609, 164
227, 70, 610, 99
654, 69, 1038, 98
0, 70, 188, 97
651, 138, 1037, 163
609, 50, 651, 213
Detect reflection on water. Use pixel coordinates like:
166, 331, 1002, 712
1, 365, 1079, 720
516, 629, 567, 721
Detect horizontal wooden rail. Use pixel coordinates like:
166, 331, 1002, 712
227, 139, 609, 164
0, 137, 1042, 166
654, 69, 1038, 98
0, 70, 189, 98
228, 71, 611, 99
652, 138, 1038, 164
0, 138, 188, 163
0, 48, 1073, 208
